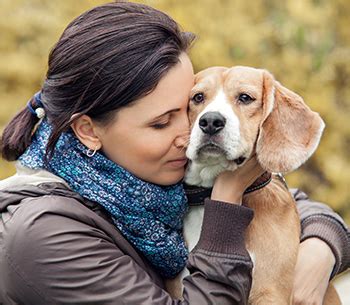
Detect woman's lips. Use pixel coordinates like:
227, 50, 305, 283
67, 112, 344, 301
167, 158, 188, 168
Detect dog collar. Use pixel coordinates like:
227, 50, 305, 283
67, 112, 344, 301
185, 171, 278, 206
184, 184, 212, 206
244, 171, 272, 194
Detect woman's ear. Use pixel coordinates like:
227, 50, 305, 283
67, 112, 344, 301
256, 71, 325, 173
70, 114, 102, 150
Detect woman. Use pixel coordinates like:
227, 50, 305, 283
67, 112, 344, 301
0, 2, 348, 304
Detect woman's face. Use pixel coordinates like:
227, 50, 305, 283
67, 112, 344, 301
96, 53, 194, 185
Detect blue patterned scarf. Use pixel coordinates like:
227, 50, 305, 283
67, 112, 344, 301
19, 119, 188, 278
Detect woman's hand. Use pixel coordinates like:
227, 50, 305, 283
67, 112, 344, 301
292, 238, 336, 305
211, 156, 264, 204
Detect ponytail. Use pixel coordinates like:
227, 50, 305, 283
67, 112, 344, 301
1, 96, 41, 161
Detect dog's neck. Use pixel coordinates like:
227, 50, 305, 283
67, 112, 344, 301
184, 172, 273, 206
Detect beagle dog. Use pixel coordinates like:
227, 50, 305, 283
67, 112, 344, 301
166, 66, 341, 304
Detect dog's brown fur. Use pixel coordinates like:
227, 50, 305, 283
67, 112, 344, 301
244, 178, 300, 304
183, 66, 340, 304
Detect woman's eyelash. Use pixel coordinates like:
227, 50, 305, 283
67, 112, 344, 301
152, 121, 170, 129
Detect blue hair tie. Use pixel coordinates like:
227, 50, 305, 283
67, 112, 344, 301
34, 91, 44, 108
27, 91, 45, 118
27, 100, 37, 116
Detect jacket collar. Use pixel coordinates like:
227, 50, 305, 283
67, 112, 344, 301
0, 162, 69, 190
0, 162, 79, 213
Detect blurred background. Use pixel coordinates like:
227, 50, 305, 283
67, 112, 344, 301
0, 0, 349, 300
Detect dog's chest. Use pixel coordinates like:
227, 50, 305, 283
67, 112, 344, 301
183, 205, 204, 252
175, 205, 205, 282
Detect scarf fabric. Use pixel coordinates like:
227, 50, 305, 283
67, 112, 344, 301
19, 119, 188, 278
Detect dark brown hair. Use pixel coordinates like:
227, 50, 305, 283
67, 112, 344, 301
1, 1, 195, 161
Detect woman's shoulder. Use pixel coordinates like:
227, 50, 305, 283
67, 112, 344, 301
0, 182, 137, 273
0, 182, 124, 262
1, 182, 85, 218
0, 183, 155, 304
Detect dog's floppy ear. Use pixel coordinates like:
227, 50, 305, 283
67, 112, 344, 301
256, 70, 325, 173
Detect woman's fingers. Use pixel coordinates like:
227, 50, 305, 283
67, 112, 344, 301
292, 238, 336, 305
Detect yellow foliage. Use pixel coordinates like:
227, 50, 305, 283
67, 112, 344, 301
0, 0, 349, 223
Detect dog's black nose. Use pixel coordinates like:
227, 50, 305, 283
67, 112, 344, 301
199, 112, 226, 135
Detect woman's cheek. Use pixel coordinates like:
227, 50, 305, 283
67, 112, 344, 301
139, 133, 172, 161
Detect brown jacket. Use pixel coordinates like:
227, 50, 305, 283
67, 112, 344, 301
0, 172, 349, 304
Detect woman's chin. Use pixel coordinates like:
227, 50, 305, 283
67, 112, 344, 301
152, 169, 185, 186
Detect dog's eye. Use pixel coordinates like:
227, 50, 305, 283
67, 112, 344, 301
238, 93, 255, 104
191, 93, 205, 104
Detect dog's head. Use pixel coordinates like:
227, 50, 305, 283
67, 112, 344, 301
185, 66, 325, 185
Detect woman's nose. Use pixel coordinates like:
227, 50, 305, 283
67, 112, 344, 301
174, 131, 190, 149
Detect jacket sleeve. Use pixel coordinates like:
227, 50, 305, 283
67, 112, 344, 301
1, 196, 253, 305
291, 188, 350, 277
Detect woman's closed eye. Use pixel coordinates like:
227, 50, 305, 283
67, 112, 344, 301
150, 114, 172, 129
149, 108, 186, 130
151, 121, 170, 129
